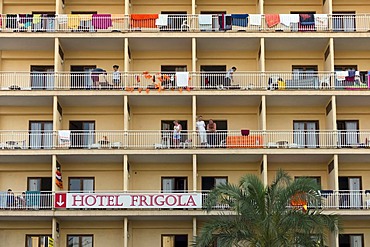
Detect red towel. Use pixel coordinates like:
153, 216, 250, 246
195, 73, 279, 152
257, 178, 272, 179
265, 14, 280, 28
131, 14, 158, 28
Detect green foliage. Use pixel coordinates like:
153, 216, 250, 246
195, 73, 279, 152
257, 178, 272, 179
194, 170, 339, 247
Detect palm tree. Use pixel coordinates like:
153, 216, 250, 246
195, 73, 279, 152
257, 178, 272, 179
194, 170, 339, 247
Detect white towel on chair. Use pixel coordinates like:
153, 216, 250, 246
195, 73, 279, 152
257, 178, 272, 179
156, 14, 168, 26
314, 14, 328, 28
58, 130, 71, 146
176, 72, 189, 87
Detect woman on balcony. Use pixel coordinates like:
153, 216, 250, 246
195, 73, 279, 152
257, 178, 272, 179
173, 120, 182, 148
196, 116, 207, 147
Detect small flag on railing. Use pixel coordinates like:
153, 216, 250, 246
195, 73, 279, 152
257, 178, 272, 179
55, 166, 63, 189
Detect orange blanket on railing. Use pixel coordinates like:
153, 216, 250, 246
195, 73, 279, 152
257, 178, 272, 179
226, 136, 263, 148
265, 14, 280, 28
131, 14, 158, 28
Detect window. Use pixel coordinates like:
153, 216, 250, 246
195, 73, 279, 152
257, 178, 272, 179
162, 235, 188, 247
293, 121, 319, 148
292, 65, 318, 80
26, 235, 51, 247
161, 177, 187, 192
69, 121, 95, 149
160, 66, 187, 88
332, 12, 356, 32
67, 235, 93, 247
200, 65, 227, 89
69, 178, 95, 192
160, 11, 187, 32
295, 176, 321, 189
338, 177, 362, 209
161, 120, 188, 144
202, 177, 228, 190
30, 66, 54, 90
29, 121, 53, 149
339, 234, 364, 247
70, 65, 97, 90
337, 120, 359, 147
27, 177, 53, 209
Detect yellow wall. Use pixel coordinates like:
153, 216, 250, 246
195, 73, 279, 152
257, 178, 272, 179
268, 163, 329, 189
340, 220, 370, 244
3, 0, 55, 13
197, 163, 259, 189
333, 0, 370, 13
339, 163, 370, 189
130, 163, 193, 190
132, 51, 192, 72
59, 221, 123, 247
0, 221, 51, 247
266, 106, 326, 130
0, 106, 53, 130
1, 51, 54, 71
335, 51, 370, 71
65, 0, 124, 14
131, 220, 193, 247
196, 0, 257, 14
0, 163, 51, 191
264, 0, 323, 14
132, 0, 191, 13
337, 106, 370, 129
265, 51, 325, 71
62, 106, 124, 130
63, 162, 124, 191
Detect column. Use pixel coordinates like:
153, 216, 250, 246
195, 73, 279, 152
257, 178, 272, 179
262, 154, 268, 186
124, 38, 130, 88
258, 0, 264, 14
123, 155, 129, 191
52, 217, 60, 247
123, 217, 128, 247
192, 0, 196, 15
192, 217, 197, 244
192, 154, 197, 191
125, 0, 130, 15
259, 96, 266, 130
52, 155, 58, 192
192, 38, 197, 72
124, 96, 129, 131
333, 154, 339, 191
259, 38, 265, 72
331, 96, 337, 131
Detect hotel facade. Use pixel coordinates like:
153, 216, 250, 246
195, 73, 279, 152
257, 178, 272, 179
0, 0, 370, 246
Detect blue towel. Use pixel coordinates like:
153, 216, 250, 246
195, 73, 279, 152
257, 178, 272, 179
231, 14, 249, 27
348, 70, 355, 77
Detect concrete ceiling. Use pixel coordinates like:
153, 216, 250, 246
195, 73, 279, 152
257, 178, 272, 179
0, 38, 54, 51
266, 95, 331, 107
268, 154, 333, 163
336, 95, 370, 107
265, 38, 329, 51
0, 155, 51, 164
57, 155, 124, 164
60, 38, 124, 51
197, 154, 262, 163
129, 95, 192, 106
58, 95, 124, 106
334, 38, 370, 51
197, 95, 261, 106
128, 154, 192, 163
338, 154, 370, 163
197, 38, 260, 51
0, 96, 53, 106
129, 38, 192, 51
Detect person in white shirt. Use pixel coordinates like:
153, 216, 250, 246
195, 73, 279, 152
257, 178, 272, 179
112, 65, 121, 89
196, 116, 207, 146
222, 66, 237, 89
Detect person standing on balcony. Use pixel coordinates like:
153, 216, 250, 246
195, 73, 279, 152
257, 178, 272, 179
6, 189, 15, 209
196, 116, 207, 147
112, 65, 121, 89
207, 119, 217, 147
222, 66, 237, 89
173, 120, 182, 148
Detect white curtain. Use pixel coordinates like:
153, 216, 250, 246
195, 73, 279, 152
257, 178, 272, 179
345, 121, 358, 145
30, 122, 42, 149
162, 178, 174, 192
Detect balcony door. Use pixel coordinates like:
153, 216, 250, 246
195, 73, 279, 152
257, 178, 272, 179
339, 177, 362, 209
28, 177, 52, 209
333, 12, 356, 32
293, 121, 319, 148
70, 65, 96, 89
339, 234, 364, 247
69, 121, 95, 149
30, 66, 54, 90
161, 65, 187, 88
337, 120, 359, 148
29, 121, 53, 149
162, 177, 187, 193
200, 65, 226, 89
160, 11, 187, 31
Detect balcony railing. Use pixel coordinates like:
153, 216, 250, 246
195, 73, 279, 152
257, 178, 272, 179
1, 190, 369, 210
1, 130, 369, 150
1, 14, 370, 32
2, 71, 368, 91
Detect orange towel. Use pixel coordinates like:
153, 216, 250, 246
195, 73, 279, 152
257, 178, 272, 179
265, 14, 280, 28
131, 14, 159, 28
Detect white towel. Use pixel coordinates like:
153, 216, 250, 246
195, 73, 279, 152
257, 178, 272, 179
336, 71, 348, 81
176, 72, 189, 87
290, 14, 300, 23
199, 15, 212, 25
279, 14, 291, 27
249, 14, 262, 26
58, 14, 68, 24
155, 14, 168, 26
58, 130, 71, 146
314, 14, 328, 28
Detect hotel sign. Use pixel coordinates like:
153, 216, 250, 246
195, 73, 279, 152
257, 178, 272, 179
55, 193, 202, 209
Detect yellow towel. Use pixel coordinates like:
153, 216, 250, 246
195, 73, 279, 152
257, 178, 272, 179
67, 14, 80, 29
33, 14, 41, 24
80, 14, 92, 21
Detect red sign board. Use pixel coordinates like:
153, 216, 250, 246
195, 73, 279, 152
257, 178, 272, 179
54, 193, 66, 208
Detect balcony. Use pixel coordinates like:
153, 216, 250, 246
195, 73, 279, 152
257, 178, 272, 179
1, 190, 369, 211
1, 71, 368, 91
0, 14, 369, 33
0, 130, 369, 150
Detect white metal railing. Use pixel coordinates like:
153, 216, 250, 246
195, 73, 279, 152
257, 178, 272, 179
320, 190, 370, 209
3, 71, 363, 91
1, 130, 370, 150
0, 14, 369, 32
0, 191, 53, 210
